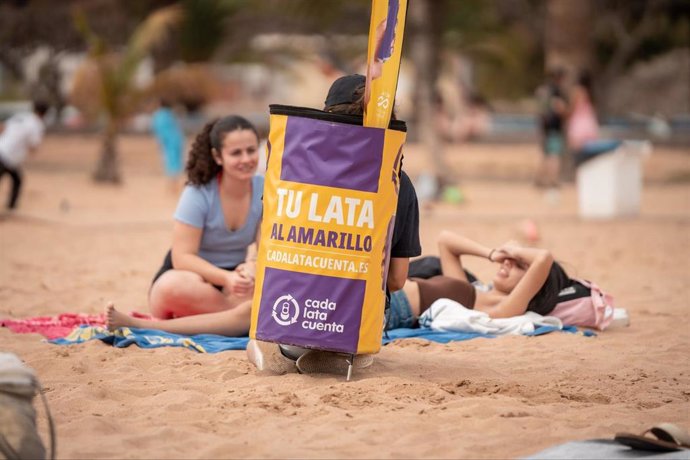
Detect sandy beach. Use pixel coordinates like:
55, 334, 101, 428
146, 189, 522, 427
1, 134, 689, 459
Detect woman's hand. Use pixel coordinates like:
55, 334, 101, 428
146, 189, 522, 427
236, 261, 256, 282
489, 248, 510, 263
223, 270, 254, 297
495, 243, 523, 261
489, 244, 527, 268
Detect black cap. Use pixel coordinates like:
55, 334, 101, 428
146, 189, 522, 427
324, 74, 366, 107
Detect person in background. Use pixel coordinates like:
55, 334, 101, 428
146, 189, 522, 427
151, 99, 185, 192
566, 71, 620, 163
535, 68, 568, 188
0, 101, 49, 211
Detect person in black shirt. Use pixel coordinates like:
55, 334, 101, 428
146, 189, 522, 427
248, 74, 422, 374
535, 68, 568, 188
322, 74, 422, 292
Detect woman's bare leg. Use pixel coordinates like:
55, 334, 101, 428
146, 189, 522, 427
106, 302, 151, 330
107, 301, 251, 336
401, 280, 421, 316
149, 270, 251, 319
545, 155, 561, 187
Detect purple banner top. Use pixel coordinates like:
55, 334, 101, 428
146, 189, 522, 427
376, 0, 400, 62
255, 267, 365, 354
281, 116, 384, 193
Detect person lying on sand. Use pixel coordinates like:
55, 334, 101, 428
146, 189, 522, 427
384, 230, 571, 329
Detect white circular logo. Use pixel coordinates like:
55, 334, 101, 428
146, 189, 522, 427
377, 94, 390, 109
272, 294, 300, 326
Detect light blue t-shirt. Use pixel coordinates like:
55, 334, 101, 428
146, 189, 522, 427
174, 175, 263, 268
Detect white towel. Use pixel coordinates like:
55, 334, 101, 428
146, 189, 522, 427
418, 298, 563, 335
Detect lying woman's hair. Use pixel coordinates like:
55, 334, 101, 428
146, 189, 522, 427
185, 115, 259, 185
527, 261, 571, 315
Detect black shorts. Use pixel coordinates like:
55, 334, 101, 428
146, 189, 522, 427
151, 250, 238, 291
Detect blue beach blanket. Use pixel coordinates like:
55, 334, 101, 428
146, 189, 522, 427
383, 324, 591, 344
50, 324, 592, 353
51, 326, 249, 353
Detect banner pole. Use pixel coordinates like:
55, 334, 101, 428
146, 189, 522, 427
364, 0, 409, 128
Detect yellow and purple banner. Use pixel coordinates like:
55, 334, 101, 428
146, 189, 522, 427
249, 107, 406, 354
364, 0, 408, 128
249, 0, 409, 355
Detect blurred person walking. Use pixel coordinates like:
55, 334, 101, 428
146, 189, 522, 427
0, 101, 48, 210
567, 71, 620, 162
535, 68, 568, 188
151, 100, 185, 193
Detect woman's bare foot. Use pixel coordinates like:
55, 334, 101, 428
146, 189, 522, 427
106, 302, 137, 331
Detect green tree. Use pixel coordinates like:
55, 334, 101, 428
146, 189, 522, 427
72, 5, 182, 183
593, 0, 688, 113
408, 0, 449, 187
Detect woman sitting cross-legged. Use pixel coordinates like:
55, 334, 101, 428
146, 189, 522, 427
105, 116, 265, 336
107, 115, 265, 336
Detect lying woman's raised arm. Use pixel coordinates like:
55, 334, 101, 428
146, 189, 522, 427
438, 230, 493, 283
480, 245, 553, 318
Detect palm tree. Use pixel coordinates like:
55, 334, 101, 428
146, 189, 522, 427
544, 0, 592, 77
544, 0, 592, 180
408, 0, 449, 193
71, 5, 182, 183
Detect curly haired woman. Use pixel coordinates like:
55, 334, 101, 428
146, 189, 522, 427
139, 115, 263, 328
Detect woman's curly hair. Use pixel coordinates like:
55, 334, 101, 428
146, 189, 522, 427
185, 115, 259, 185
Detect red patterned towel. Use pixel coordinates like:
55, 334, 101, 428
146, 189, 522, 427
1, 312, 151, 339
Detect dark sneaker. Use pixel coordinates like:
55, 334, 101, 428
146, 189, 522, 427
295, 351, 374, 376
246, 340, 297, 374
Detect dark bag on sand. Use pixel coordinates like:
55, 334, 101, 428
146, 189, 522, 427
0, 353, 55, 460
408, 256, 478, 283
408, 256, 443, 279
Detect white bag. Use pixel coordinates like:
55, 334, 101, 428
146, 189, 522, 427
0, 353, 55, 460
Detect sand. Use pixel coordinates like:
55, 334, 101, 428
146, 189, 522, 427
1, 134, 689, 459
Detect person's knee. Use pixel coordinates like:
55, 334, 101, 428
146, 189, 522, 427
234, 286, 256, 301
238, 300, 252, 319
438, 230, 454, 248
149, 271, 201, 310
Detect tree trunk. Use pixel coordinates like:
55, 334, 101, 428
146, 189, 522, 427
544, 0, 593, 181
408, 0, 454, 192
0, 48, 25, 82
35, 52, 66, 122
93, 122, 121, 183
544, 0, 592, 79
